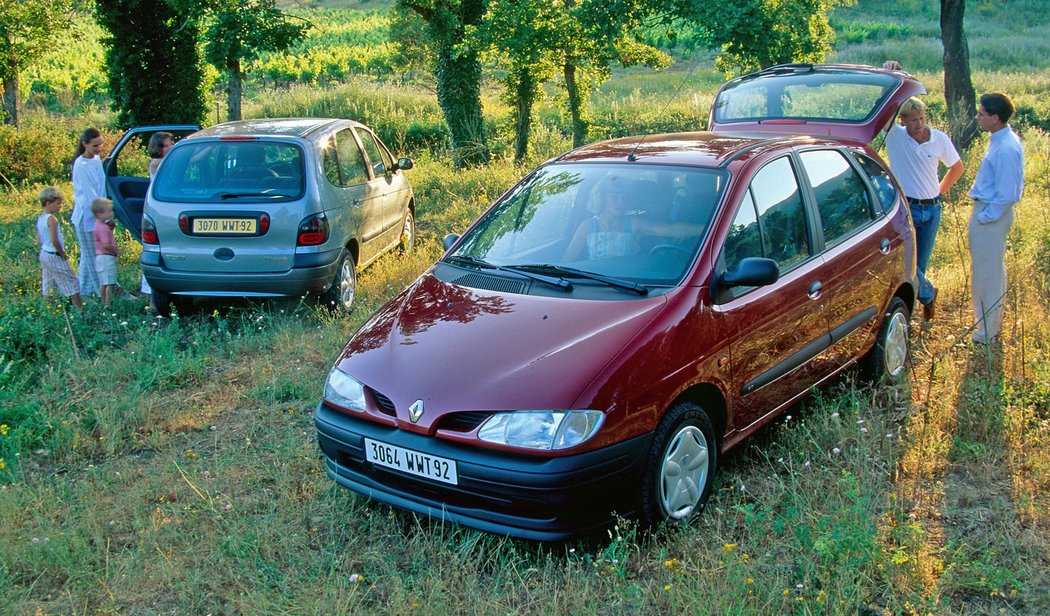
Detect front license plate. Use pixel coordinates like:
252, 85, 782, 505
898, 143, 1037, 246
192, 218, 257, 234
364, 438, 458, 485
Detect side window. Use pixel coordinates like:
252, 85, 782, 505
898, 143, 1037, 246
356, 129, 389, 176
799, 150, 874, 247
752, 157, 809, 270
322, 140, 341, 186
335, 129, 369, 186
855, 153, 897, 213
723, 189, 765, 274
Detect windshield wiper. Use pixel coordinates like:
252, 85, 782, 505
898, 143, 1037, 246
444, 255, 572, 291
218, 192, 285, 200
512, 264, 649, 295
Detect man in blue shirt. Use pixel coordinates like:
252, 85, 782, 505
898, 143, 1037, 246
968, 92, 1025, 344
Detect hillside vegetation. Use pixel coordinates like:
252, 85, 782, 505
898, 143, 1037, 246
1, 0, 1048, 613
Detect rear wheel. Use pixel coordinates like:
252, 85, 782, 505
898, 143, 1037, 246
640, 401, 717, 526
399, 210, 415, 253
321, 251, 356, 312
151, 289, 172, 316
864, 296, 910, 382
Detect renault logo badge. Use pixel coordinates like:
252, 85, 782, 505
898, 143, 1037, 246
409, 399, 425, 423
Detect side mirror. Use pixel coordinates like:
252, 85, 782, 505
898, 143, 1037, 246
442, 233, 459, 251
393, 157, 414, 172
720, 257, 779, 288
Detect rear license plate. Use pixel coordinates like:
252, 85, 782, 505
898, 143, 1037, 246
193, 218, 257, 234
364, 438, 458, 485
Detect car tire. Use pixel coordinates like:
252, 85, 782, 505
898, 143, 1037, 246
151, 290, 191, 317
321, 251, 356, 312
863, 296, 910, 383
399, 210, 415, 253
640, 401, 718, 527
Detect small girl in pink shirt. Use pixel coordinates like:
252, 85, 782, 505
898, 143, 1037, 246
91, 198, 119, 307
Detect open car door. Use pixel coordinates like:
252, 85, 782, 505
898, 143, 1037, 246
708, 64, 926, 143
104, 125, 199, 242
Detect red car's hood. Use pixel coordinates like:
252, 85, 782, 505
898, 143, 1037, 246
335, 273, 667, 427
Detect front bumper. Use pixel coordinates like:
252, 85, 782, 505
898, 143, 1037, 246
315, 402, 653, 541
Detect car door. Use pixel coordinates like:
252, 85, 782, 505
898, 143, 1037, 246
712, 155, 832, 431
322, 127, 387, 264
354, 127, 407, 240
104, 125, 199, 241
798, 148, 908, 368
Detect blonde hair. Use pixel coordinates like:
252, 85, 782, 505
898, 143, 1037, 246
38, 186, 62, 207
90, 197, 113, 217
899, 97, 927, 115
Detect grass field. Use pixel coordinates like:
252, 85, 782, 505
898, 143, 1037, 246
1, 0, 1049, 613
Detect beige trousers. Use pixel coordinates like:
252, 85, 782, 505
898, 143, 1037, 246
968, 200, 1014, 342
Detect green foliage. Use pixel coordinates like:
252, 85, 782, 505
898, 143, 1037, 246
95, 0, 207, 127
19, 15, 108, 114
0, 0, 73, 125
679, 0, 856, 75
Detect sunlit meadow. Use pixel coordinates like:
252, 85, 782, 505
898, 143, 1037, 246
1, 0, 1048, 613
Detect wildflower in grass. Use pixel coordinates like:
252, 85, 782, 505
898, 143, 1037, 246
664, 584, 671, 591
861, 427, 868, 433
785, 415, 792, 421
831, 412, 839, 418
747, 578, 754, 585
722, 543, 736, 553
224, 503, 232, 510
349, 573, 363, 583
832, 447, 841, 455
856, 419, 864, 424
0, 458, 5, 470
783, 589, 790, 596
1, 424, 8, 435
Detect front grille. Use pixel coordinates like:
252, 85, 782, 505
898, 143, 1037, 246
437, 411, 494, 433
454, 273, 526, 294
370, 389, 396, 416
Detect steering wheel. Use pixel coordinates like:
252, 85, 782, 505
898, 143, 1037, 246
649, 243, 692, 257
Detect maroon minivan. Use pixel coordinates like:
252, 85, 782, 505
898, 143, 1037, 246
316, 64, 923, 540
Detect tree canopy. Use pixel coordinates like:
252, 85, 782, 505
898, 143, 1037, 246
0, 0, 72, 126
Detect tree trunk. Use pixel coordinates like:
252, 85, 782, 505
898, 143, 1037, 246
1, 74, 18, 128
1, 35, 18, 128
227, 59, 242, 122
940, 0, 978, 149
512, 68, 537, 163
564, 58, 588, 148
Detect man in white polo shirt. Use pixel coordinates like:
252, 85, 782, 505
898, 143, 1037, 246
884, 94, 964, 321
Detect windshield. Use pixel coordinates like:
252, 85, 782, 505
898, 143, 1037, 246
714, 69, 900, 124
448, 163, 727, 287
153, 140, 305, 203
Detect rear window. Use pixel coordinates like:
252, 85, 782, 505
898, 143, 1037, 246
153, 140, 305, 203
714, 70, 899, 124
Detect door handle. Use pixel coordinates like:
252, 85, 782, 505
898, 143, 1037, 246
808, 280, 822, 300
880, 238, 891, 254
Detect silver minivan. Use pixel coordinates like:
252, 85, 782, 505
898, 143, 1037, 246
106, 119, 415, 314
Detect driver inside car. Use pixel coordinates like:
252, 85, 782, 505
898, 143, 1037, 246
563, 175, 704, 261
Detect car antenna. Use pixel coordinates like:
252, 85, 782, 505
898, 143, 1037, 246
625, 55, 705, 163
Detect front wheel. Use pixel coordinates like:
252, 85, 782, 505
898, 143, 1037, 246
321, 251, 356, 312
640, 401, 718, 526
863, 296, 910, 383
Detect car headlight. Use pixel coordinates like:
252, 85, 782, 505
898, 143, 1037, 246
324, 367, 366, 411
477, 410, 604, 451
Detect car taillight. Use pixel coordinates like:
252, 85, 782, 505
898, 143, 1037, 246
142, 215, 159, 244
297, 213, 329, 246
178, 214, 188, 234
259, 213, 270, 235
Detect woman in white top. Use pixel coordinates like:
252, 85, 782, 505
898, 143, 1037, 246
71, 128, 106, 297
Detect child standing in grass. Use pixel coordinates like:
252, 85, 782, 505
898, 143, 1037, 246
71, 127, 105, 297
36, 186, 83, 307
91, 197, 119, 308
